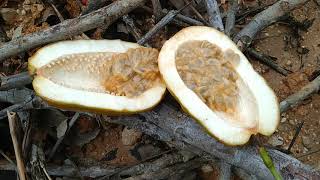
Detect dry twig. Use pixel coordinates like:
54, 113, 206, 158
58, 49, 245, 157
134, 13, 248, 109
280, 74, 320, 112
0, 0, 147, 61
233, 167, 258, 180
142, 6, 203, 26
0, 149, 16, 167
234, 0, 309, 50
0, 159, 118, 178
7, 111, 26, 180
105, 101, 320, 179
0, 72, 32, 91
225, 0, 238, 36
182, 0, 208, 25
246, 48, 290, 76
0, 88, 34, 104
0, 95, 44, 120
137, 10, 180, 45
204, 0, 224, 31
122, 158, 205, 180
218, 161, 232, 180
106, 151, 195, 179
151, 0, 162, 22
122, 15, 144, 41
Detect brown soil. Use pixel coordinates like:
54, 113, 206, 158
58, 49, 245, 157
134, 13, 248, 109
75, 125, 139, 166
251, 0, 320, 168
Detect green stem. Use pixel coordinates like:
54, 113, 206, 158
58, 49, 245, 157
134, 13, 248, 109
259, 146, 283, 180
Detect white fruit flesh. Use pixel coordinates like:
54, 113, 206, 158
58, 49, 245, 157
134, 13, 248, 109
29, 40, 166, 113
158, 26, 280, 145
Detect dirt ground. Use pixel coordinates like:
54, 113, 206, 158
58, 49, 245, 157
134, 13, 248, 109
1, 0, 320, 179
250, 0, 320, 168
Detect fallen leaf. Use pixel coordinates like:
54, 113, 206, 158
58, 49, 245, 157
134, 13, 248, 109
57, 119, 68, 139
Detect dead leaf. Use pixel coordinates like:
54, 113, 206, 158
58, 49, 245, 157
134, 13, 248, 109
57, 119, 68, 139
0, 8, 20, 25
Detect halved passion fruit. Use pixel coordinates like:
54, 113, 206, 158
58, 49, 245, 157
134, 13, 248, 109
158, 26, 280, 145
28, 40, 166, 114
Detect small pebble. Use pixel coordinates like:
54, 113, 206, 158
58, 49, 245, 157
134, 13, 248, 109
201, 164, 213, 173
289, 119, 295, 125
281, 117, 287, 123
286, 60, 292, 66
268, 135, 284, 146
302, 136, 313, 149
121, 127, 142, 146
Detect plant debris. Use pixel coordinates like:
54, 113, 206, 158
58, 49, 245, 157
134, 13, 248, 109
0, 0, 320, 179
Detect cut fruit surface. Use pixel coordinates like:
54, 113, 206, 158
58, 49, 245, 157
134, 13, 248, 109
29, 40, 166, 114
158, 26, 280, 145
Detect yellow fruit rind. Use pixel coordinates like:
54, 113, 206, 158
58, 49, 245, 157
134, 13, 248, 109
33, 80, 167, 116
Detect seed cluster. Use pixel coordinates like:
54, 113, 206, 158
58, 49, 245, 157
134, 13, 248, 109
175, 40, 240, 114
38, 48, 161, 97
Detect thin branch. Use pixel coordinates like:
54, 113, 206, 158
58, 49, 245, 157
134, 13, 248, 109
137, 10, 180, 45
0, 152, 201, 179
246, 48, 290, 76
287, 121, 304, 153
0, 88, 34, 104
204, 0, 224, 31
234, 0, 309, 50
0, 149, 16, 167
0, 160, 118, 178
151, 0, 163, 22
297, 146, 320, 159
0, 72, 32, 91
280, 74, 320, 112
218, 161, 232, 180
7, 111, 26, 180
233, 167, 258, 180
123, 158, 205, 180
183, 0, 209, 25
122, 15, 152, 47
142, 6, 204, 26
95, 150, 173, 180
48, 1, 90, 40
111, 151, 195, 179
122, 15, 144, 41
0, 95, 46, 120
162, 8, 203, 26
236, 4, 270, 23
105, 101, 320, 179
48, 2, 64, 22
225, 0, 238, 37
0, 0, 147, 61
